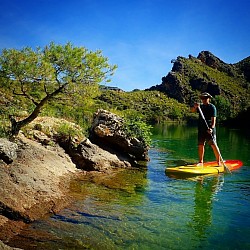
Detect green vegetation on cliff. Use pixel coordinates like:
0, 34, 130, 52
150, 51, 250, 123
179, 56, 249, 118
96, 89, 189, 123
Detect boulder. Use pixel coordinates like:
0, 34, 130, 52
0, 139, 18, 164
0, 136, 77, 223
89, 109, 149, 161
70, 138, 131, 171
0, 136, 79, 246
32, 130, 51, 145
0, 240, 21, 249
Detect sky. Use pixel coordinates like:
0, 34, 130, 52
0, 0, 250, 91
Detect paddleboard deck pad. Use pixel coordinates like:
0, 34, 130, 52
165, 160, 243, 176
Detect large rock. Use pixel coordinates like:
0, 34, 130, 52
0, 240, 21, 249
0, 139, 18, 164
0, 136, 77, 223
197, 51, 237, 77
70, 139, 131, 171
89, 109, 149, 161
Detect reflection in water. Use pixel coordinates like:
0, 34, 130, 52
8, 169, 150, 250
190, 175, 224, 238
7, 124, 250, 250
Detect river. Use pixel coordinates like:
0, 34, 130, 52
9, 124, 250, 249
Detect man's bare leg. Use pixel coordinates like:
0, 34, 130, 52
198, 144, 204, 165
211, 144, 221, 165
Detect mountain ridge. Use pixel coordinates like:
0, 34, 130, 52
147, 51, 250, 118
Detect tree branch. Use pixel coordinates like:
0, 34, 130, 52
43, 83, 48, 95
12, 82, 39, 106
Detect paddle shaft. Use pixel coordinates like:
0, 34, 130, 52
197, 106, 231, 173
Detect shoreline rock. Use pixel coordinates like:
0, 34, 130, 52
0, 111, 149, 248
69, 138, 131, 171
90, 109, 149, 161
0, 135, 78, 246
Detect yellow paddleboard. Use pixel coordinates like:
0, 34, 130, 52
165, 160, 243, 176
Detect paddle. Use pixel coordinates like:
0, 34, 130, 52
197, 106, 231, 174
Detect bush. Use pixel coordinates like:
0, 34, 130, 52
123, 117, 152, 146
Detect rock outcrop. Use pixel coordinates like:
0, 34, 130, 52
0, 139, 18, 164
89, 109, 149, 161
0, 135, 78, 244
69, 138, 131, 171
197, 51, 237, 77
149, 53, 223, 104
148, 51, 250, 107
0, 112, 150, 247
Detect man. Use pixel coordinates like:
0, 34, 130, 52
191, 92, 221, 166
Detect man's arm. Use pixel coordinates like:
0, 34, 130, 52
191, 103, 199, 113
211, 117, 216, 129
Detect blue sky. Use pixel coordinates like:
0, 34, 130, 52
1, 0, 250, 91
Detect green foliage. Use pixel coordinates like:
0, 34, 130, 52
213, 95, 232, 121
57, 122, 84, 139
123, 117, 152, 146
0, 42, 117, 101
0, 117, 10, 138
0, 42, 117, 135
97, 90, 190, 123
235, 56, 250, 82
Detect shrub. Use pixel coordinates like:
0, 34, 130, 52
123, 117, 152, 146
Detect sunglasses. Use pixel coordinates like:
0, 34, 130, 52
201, 97, 209, 100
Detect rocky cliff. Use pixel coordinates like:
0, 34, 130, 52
148, 51, 250, 110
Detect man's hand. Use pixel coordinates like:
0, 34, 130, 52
207, 128, 213, 134
194, 103, 199, 109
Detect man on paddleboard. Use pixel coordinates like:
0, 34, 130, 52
191, 92, 221, 167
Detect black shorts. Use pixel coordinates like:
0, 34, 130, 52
198, 130, 216, 145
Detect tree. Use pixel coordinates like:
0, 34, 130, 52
0, 42, 117, 135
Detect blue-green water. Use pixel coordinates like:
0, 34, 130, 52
10, 124, 250, 249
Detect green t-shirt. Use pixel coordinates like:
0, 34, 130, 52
198, 103, 217, 132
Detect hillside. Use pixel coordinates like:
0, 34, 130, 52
96, 90, 189, 123
148, 51, 250, 121
1, 50, 250, 136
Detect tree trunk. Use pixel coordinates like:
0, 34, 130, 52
9, 84, 67, 136
10, 104, 44, 136
10, 96, 50, 136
